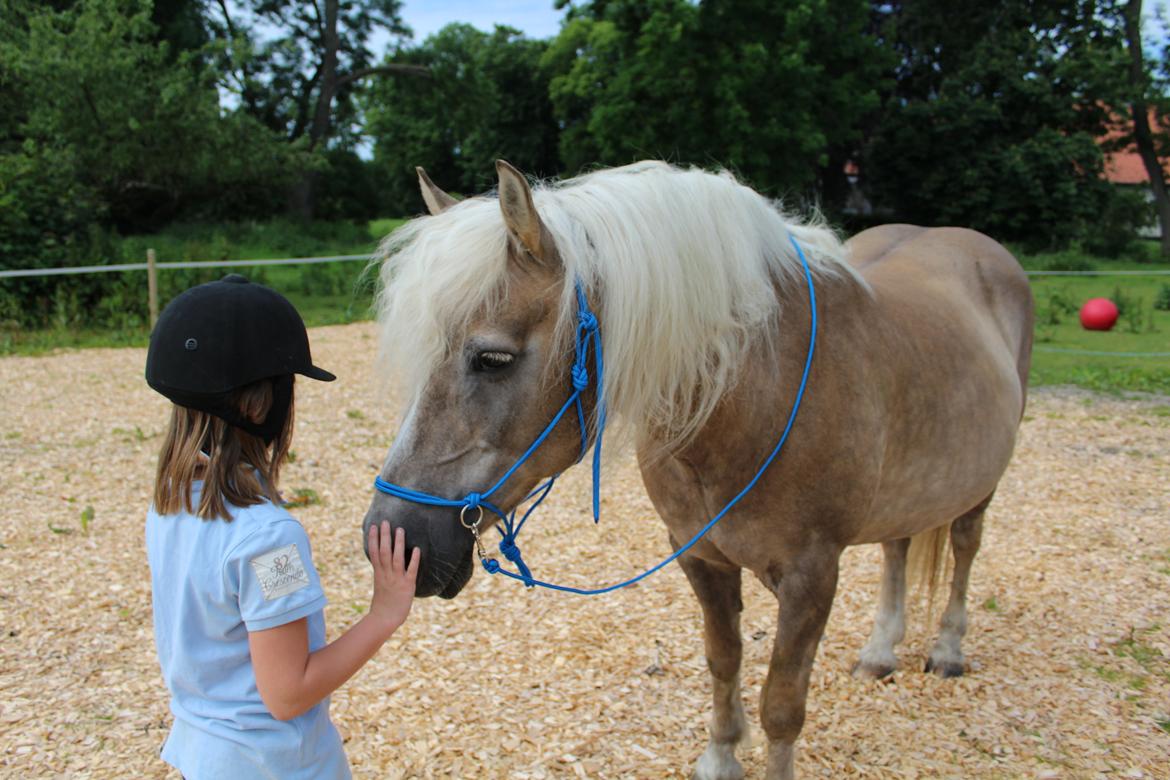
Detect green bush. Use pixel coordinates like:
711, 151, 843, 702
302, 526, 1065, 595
1154, 283, 1170, 312
1038, 287, 1079, 326
1, 217, 375, 330
1111, 285, 1157, 335
1111, 285, 1135, 317
1083, 187, 1151, 258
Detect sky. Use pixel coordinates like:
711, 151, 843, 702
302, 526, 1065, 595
398, 0, 566, 43
393, 2, 1170, 45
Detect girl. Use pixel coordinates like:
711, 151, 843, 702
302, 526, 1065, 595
144, 274, 418, 779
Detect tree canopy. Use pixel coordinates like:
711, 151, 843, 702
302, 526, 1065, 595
364, 23, 560, 215
862, 0, 1134, 250
3, 0, 1170, 319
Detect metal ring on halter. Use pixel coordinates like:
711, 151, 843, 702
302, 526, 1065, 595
460, 504, 484, 531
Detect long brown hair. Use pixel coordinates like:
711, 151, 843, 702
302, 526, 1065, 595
153, 378, 295, 520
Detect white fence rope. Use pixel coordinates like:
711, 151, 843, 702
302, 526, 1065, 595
1033, 346, 1170, 357
0, 254, 370, 279
1026, 269, 1170, 276
2, 254, 1168, 359
3, 257, 1170, 280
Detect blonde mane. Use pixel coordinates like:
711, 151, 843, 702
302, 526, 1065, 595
375, 161, 857, 449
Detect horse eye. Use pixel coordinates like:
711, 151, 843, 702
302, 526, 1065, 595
473, 351, 515, 372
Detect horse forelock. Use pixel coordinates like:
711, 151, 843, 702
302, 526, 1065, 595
373, 196, 512, 400
374, 162, 858, 449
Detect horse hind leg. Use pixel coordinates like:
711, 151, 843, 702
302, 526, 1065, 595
853, 537, 911, 679
677, 552, 747, 780
925, 495, 991, 678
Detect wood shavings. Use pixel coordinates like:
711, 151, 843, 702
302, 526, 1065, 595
0, 323, 1167, 777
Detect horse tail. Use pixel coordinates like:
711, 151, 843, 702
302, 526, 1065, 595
906, 524, 950, 617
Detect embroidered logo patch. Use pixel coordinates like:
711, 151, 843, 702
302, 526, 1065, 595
250, 543, 310, 601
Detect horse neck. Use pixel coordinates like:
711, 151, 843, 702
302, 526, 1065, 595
636, 273, 831, 470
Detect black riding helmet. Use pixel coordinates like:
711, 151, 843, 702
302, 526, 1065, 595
145, 274, 335, 441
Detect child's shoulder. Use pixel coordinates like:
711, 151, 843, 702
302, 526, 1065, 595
229, 497, 305, 540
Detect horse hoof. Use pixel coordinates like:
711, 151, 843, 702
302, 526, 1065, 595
692, 745, 745, 780
692, 766, 744, 780
851, 660, 896, 680
924, 657, 965, 678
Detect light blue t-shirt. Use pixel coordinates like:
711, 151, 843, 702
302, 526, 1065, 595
146, 483, 350, 780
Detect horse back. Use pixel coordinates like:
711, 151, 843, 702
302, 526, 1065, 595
848, 224, 1034, 397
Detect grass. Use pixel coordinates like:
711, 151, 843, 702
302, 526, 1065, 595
3, 228, 1169, 395
282, 487, 322, 509
1082, 625, 1170, 708
1023, 245, 1170, 394
1113, 625, 1169, 679
1155, 548, 1170, 577
1, 218, 406, 355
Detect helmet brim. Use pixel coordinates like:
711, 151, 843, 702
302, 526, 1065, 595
300, 365, 337, 382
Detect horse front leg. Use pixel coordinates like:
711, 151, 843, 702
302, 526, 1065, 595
760, 545, 840, 780
677, 552, 747, 780
853, 537, 911, 679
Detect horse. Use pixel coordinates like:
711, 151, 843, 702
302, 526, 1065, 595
362, 160, 1033, 779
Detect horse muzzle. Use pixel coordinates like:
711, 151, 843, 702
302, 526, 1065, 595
361, 499, 476, 599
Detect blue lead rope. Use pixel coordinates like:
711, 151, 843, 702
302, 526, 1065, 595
374, 234, 816, 595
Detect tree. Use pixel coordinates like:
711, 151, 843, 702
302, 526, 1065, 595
5, 0, 299, 229
544, 0, 888, 208
862, 0, 1131, 250
693, 0, 890, 204
207, 0, 428, 217
543, 2, 705, 173
365, 24, 561, 215
151, 0, 209, 58
1121, 0, 1170, 256
0, 0, 299, 326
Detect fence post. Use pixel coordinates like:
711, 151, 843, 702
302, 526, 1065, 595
147, 248, 158, 328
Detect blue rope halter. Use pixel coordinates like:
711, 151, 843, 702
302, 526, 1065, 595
373, 235, 817, 595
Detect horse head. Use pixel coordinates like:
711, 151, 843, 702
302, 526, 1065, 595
362, 161, 596, 598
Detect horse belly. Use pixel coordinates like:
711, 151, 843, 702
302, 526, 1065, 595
852, 314, 1025, 543
856, 423, 1018, 542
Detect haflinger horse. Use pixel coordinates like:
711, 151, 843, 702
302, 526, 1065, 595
363, 160, 1033, 779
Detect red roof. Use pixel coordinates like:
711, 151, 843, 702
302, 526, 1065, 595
1102, 109, 1165, 185
1104, 148, 1151, 184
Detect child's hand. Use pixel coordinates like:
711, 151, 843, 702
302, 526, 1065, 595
367, 522, 419, 633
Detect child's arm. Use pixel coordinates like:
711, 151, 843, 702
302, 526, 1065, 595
248, 523, 418, 721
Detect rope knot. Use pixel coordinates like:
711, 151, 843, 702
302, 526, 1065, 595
578, 310, 598, 332
498, 536, 521, 562
463, 492, 482, 510
498, 537, 535, 586
570, 364, 589, 391
483, 558, 500, 574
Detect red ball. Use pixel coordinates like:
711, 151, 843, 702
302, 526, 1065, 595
1079, 298, 1119, 331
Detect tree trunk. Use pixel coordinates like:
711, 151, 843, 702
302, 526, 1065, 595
290, 0, 341, 220
309, 0, 341, 153
1123, 0, 1170, 257
285, 1, 429, 220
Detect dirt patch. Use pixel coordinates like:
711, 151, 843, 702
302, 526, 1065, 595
1, 322, 1167, 778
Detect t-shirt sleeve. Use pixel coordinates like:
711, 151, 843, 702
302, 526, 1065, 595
225, 516, 328, 632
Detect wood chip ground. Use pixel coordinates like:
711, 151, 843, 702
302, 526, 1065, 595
1, 322, 1168, 778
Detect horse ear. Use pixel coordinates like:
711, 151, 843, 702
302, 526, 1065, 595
416, 166, 457, 215
496, 159, 550, 263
